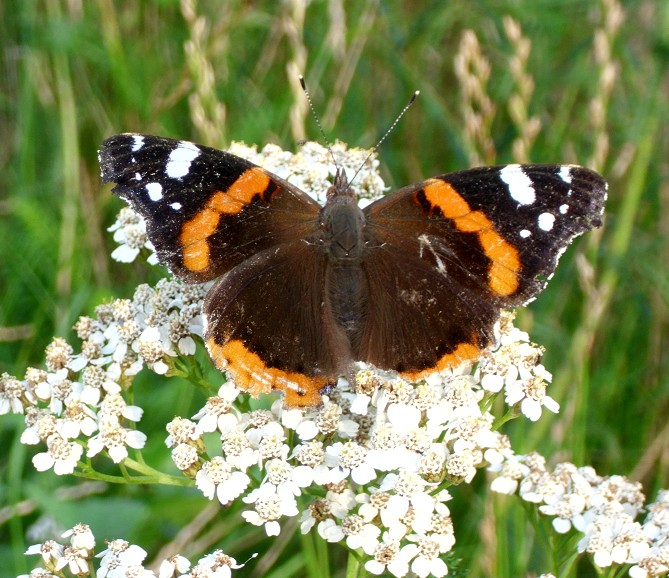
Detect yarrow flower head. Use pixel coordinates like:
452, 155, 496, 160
488, 452, 669, 574
108, 206, 156, 264
9, 274, 207, 477
22, 523, 251, 578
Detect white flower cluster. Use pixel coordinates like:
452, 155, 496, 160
490, 454, 669, 577
20, 522, 247, 578
108, 207, 158, 264
1, 278, 207, 474
154, 307, 556, 578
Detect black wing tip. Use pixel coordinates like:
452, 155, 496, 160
98, 151, 115, 183
100, 132, 141, 150
555, 165, 607, 230
98, 148, 122, 184
570, 165, 608, 189
98, 134, 155, 184
98, 134, 131, 181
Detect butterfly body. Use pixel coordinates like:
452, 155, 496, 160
99, 134, 607, 407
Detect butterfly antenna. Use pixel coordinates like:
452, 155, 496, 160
349, 90, 420, 185
299, 75, 340, 172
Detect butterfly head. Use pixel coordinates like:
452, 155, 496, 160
327, 168, 356, 202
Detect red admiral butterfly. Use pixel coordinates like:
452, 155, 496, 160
99, 134, 606, 407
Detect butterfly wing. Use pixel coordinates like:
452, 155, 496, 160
204, 237, 356, 408
358, 164, 607, 379
100, 134, 341, 406
99, 134, 322, 283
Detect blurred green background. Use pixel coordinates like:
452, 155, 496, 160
1, 1, 667, 576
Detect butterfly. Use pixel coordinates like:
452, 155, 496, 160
99, 134, 607, 407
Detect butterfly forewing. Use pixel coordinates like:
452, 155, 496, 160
364, 164, 607, 308
99, 134, 322, 283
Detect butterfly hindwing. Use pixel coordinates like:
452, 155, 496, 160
356, 238, 494, 379
99, 134, 322, 283
204, 241, 343, 408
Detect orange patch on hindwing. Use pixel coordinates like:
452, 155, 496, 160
207, 337, 331, 408
400, 342, 481, 381
422, 179, 521, 296
180, 168, 271, 272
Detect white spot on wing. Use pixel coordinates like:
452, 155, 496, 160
538, 212, 555, 231
131, 135, 145, 151
559, 204, 569, 214
418, 234, 447, 275
146, 182, 163, 201
519, 229, 531, 238
559, 166, 573, 184
500, 165, 535, 205
134, 172, 142, 180
170, 202, 182, 210
165, 141, 200, 179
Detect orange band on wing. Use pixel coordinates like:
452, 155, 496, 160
422, 179, 521, 296
207, 337, 331, 408
180, 209, 220, 271
210, 168, 271, 214
179, 168, 271, 272
400, 341, 481, 381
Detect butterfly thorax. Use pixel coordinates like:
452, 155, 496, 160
319, 169, 366, 264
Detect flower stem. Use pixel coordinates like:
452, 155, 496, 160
346, 550, 365, 578
75, 458, 192, 486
